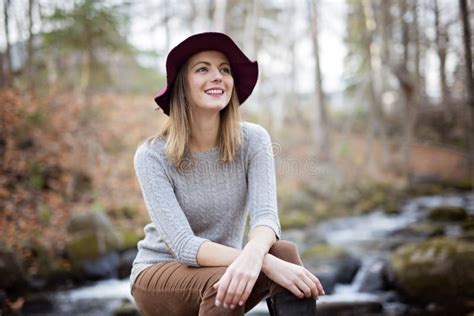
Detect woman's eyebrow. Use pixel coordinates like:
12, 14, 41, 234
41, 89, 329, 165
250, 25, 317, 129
191, 61, 230, 68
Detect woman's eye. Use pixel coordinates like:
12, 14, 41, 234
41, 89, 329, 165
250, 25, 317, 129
221, 68, 231, 74
197, 67, 208, 72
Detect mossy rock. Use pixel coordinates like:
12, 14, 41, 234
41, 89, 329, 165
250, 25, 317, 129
65, 232, 121, 263
278, 188, 316, 213
112, 300, 141, 316
426, 205, 468, 222
396, 222, 445, 238
118, 229, 143, 251
65, 210, 123, 262
280, 210, 314, 230
389, 237, 474, 303
107, 206, 141, 220
448, 178, 472, 191
462, 219, 474, 232
67, 211, 116, 234
301, 243, 348, 261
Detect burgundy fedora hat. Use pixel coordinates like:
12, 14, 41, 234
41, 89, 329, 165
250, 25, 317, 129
154, 32, 259, 116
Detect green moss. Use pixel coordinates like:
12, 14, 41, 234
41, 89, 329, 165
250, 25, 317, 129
118, 229, 143, 251
399, 222, 445, 238
108, 206, 140, 220
65, 233, 101, 261
462, 219, 474, 232
280, 210, 314, 230
302, 244, 348, 261
390, 237, 474, 302
427, 205, 468, 222
112, 299, 141, 316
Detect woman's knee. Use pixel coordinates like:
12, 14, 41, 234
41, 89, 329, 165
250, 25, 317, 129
269, 240, 303, 266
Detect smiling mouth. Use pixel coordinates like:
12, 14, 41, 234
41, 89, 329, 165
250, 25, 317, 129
205, 89, 224, 95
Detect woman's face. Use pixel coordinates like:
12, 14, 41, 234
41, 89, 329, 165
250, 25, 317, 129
186, 50, 234, 114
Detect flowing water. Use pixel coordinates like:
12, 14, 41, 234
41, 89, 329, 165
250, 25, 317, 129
26, 192, 474, 315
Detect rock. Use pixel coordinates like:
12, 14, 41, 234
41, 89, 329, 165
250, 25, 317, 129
316, 298, 383, 316
280, 210, 314, 230
0, 248, 25, 291
67, 211, 118, 235
353, 257, 388, 293
388, 237, 474, 304
426, 205, 468, 222
391, 222, 445, 239
65, 211, 123, 280
112, 299, 141, 316
118, 229, 143, 252
82, 252, 120, 280
303, 244, 361, 293
22, 293, 54, 315
118, 249, 137, 279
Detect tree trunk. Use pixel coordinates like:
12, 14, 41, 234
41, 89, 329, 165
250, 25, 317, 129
163, 0, 171, 53
27, 0, 35, 93
459, 0, 474, 191
212, 0, 227, 32
243, 0, 258, 58
434, 0, 450, 110
359, 0, 388, 173
397, 0, 418, 187
3, 0, 12, 87
307, 0, 330, 161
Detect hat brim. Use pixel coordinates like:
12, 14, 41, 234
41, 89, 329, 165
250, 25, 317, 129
154, 32, 258, 116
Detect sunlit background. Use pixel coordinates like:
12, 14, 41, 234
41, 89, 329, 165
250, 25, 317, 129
1, 0, 473, 315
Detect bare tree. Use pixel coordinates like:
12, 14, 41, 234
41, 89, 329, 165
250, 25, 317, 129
413, 0, 425, 101
212, 0, 227, 32
3, 0, 12, 87
359, 0, 389, 172
433, 0, 451, 111
26, 0, 35, 93
395, 0, 418, 186
307, 0, 330, 161
459, 0, 474, 190
243, 0, 258, 58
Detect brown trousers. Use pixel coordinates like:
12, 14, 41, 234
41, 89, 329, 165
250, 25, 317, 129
131, 240, 304, 316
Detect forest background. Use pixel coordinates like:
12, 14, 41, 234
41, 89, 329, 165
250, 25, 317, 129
0, 0, 473, 313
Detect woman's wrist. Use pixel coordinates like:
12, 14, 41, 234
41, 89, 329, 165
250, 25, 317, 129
243, 241, 267, 259
262, 253, 278, 274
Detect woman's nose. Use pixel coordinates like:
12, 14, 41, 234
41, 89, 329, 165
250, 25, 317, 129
211, 68, 223, 81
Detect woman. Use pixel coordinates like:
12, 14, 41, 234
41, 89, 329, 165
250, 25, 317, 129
130, 32, 324, 316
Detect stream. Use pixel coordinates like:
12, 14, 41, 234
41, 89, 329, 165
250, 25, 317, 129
23, 192, 474, 316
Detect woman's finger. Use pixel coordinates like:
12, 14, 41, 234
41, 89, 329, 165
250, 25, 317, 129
238, 277, 256, 306
288, 284, 305, 298
229, 278, 247, 307
295, 278, 312, 298
223, 276, 241, 307
302, 273, 319, 298
306, 271, 325, 295
215, 274, 231, 306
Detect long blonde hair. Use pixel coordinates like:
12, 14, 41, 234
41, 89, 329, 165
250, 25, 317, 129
148, 59, 242, 172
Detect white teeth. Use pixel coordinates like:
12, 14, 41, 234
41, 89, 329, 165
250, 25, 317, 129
205, 89, 223, 95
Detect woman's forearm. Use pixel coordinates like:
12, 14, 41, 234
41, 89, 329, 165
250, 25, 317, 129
196, 226, 276, 267
196, 240, 242, 266
247, 225, 277, 256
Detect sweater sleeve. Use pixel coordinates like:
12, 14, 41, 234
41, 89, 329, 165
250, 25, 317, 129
245, 124, 282, 241
133, 142, 209, 266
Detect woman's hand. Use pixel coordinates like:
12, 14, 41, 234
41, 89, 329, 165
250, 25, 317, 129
213, 243, 265, 309
262, 254, 325, 299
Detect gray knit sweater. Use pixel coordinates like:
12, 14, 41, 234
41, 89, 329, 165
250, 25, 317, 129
130, 121, 281, 287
